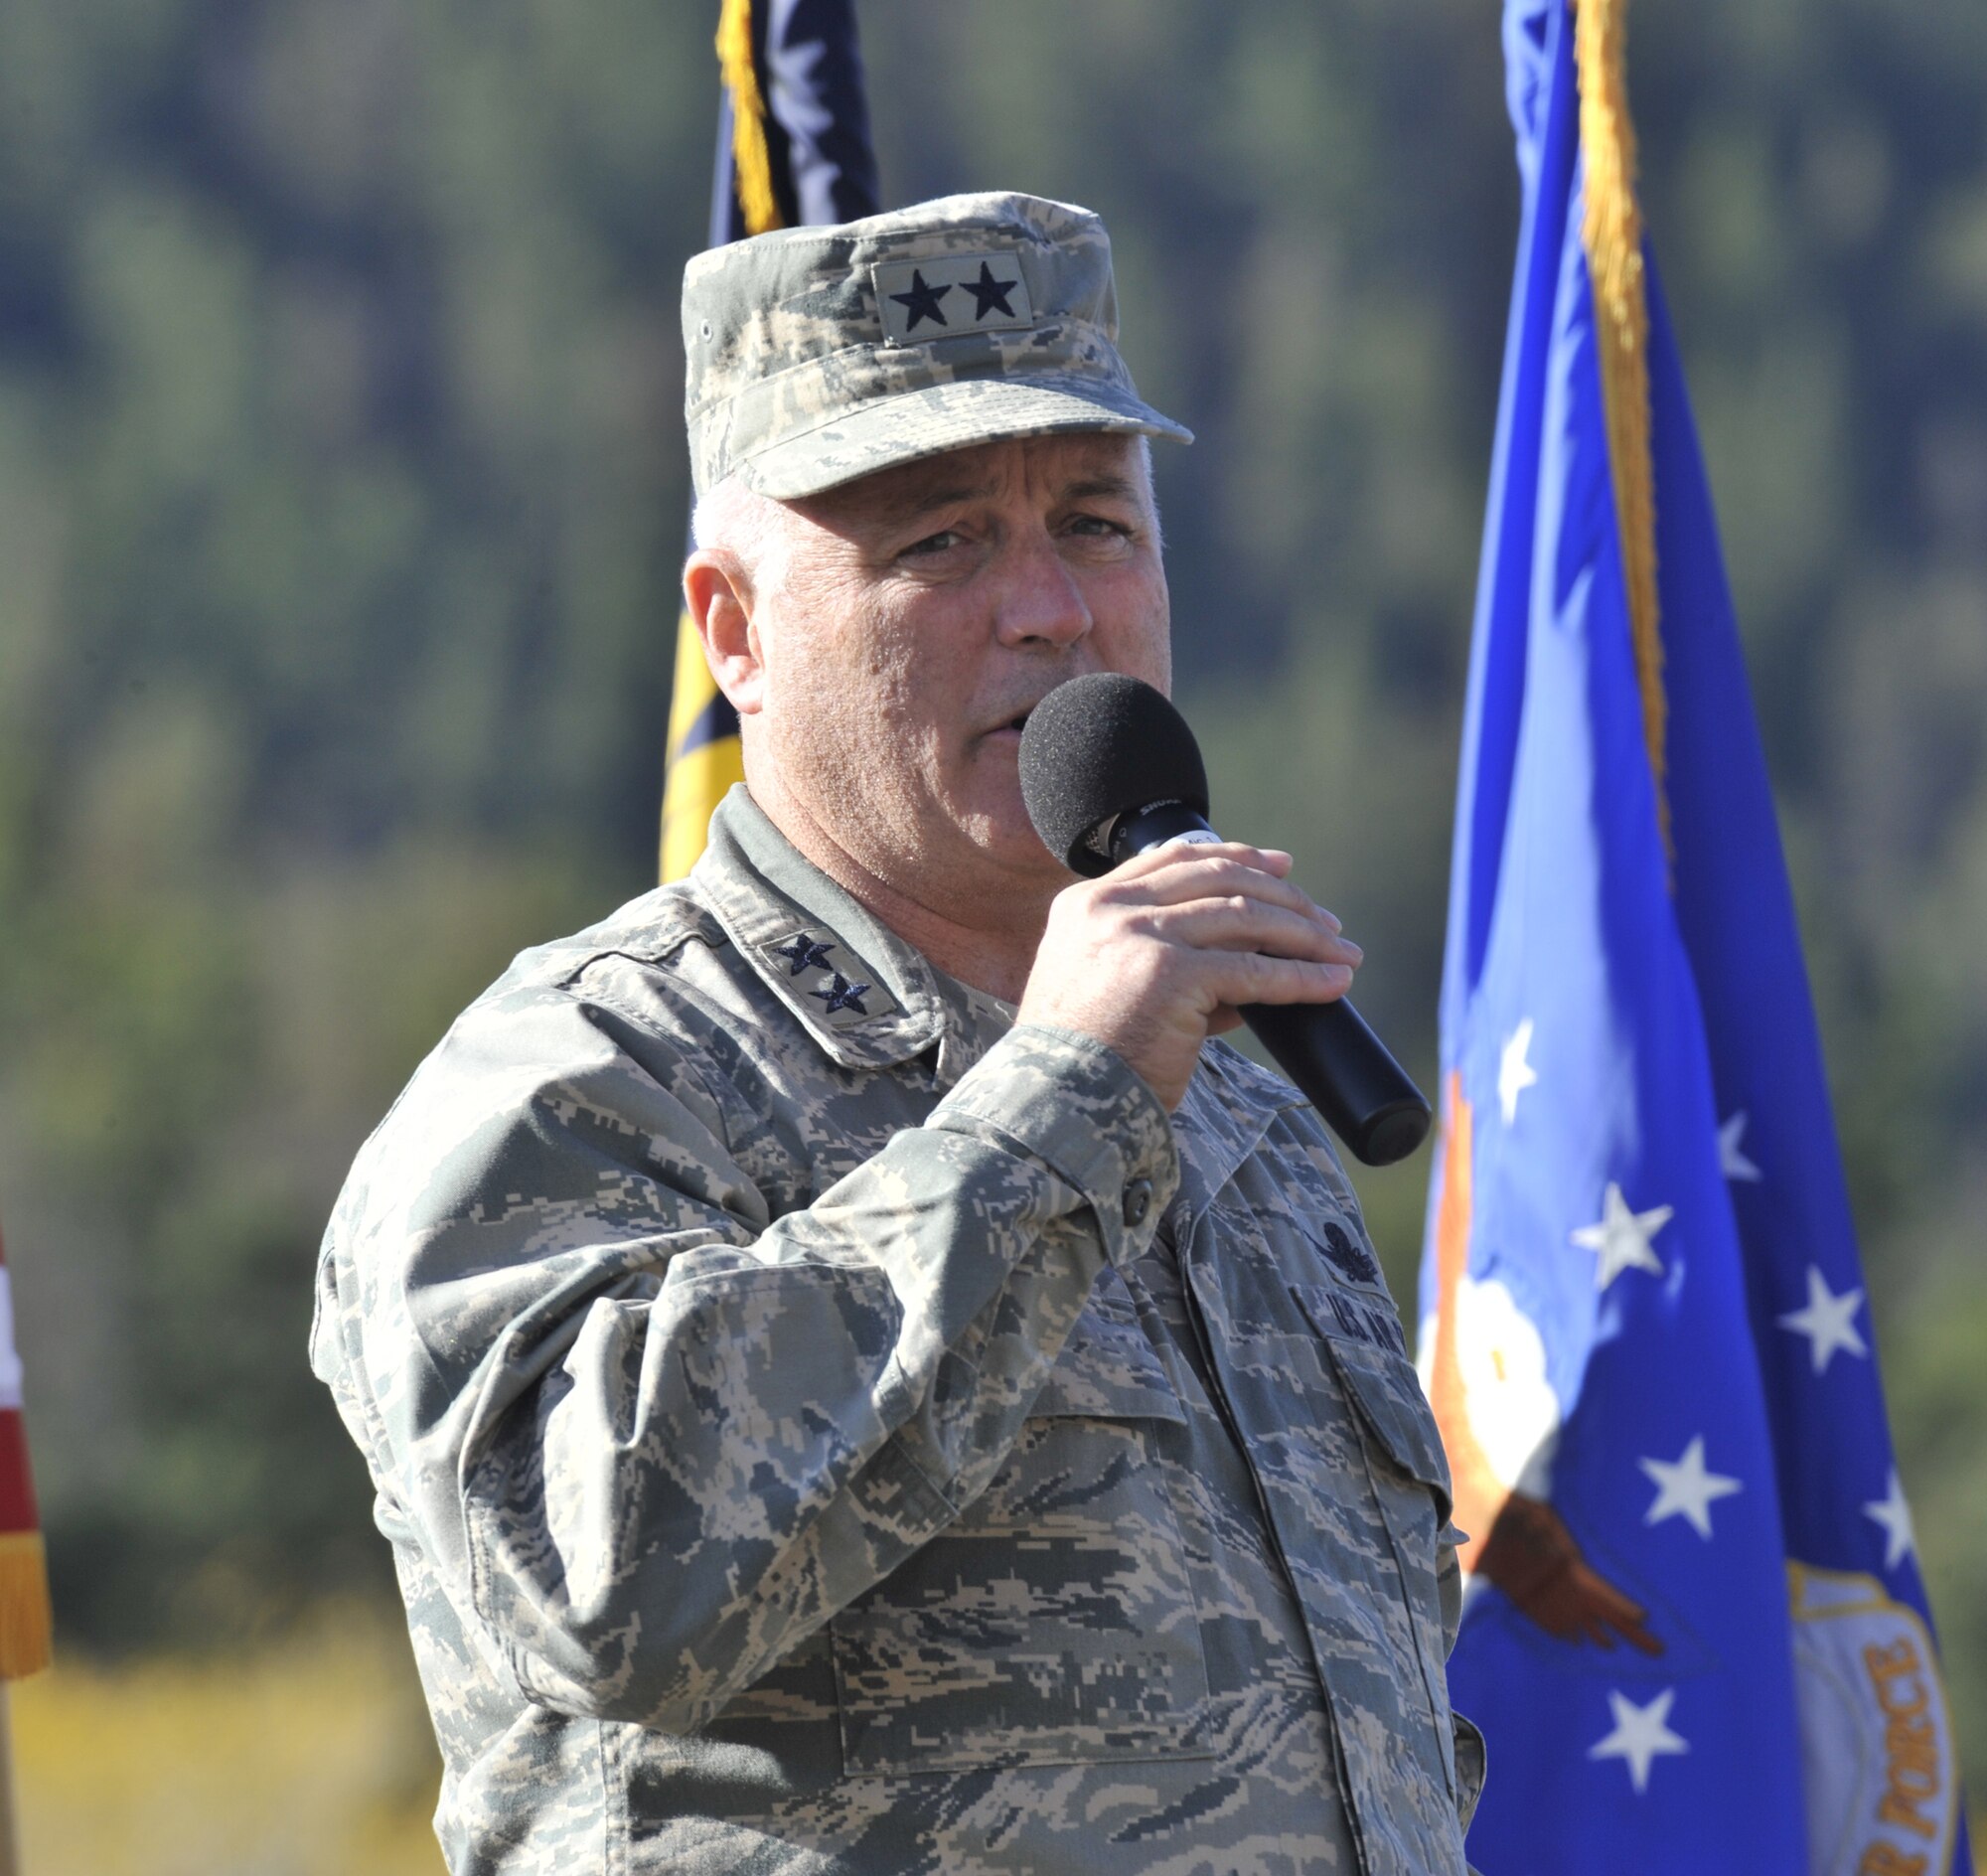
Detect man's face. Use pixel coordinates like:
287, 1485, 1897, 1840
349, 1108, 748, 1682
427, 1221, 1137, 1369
739, 431, 1170, 907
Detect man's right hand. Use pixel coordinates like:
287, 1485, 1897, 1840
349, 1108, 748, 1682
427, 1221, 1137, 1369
1016, 843, 1363, 1112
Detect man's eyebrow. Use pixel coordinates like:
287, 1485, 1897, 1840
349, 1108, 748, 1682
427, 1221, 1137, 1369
848, 465, 1146, 533
1059, 473, 1144, 503
862, 477, 995, 529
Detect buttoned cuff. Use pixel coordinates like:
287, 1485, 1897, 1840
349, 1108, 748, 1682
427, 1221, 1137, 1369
930, 1021, 1179, 1266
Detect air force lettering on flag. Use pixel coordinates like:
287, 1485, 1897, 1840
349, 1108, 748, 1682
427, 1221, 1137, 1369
1416, 3, 1965, 1873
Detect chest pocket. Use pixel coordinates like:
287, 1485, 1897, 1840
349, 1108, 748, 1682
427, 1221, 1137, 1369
830, 1268, 1211, 1776
1294, 1283, 1463, 1798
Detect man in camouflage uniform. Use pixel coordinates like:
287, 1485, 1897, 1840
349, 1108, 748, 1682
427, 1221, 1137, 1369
313, 192, 1483, 1875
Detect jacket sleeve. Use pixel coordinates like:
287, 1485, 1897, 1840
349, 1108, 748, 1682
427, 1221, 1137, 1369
310, 976, 1178, 1732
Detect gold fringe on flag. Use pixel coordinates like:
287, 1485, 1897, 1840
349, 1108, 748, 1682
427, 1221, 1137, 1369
1573, 0, 1671, 867
716, 0, 785, 239
0, 1533, 52, 1680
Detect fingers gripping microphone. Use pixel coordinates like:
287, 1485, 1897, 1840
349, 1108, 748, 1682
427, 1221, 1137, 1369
1017, 673, 1432, 1167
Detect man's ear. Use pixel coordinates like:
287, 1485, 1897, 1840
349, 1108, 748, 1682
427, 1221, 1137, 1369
683, 550, 766, 717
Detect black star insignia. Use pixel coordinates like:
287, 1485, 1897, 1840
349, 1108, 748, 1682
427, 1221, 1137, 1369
773, 934, 835, 978
888, 268, 952, 332
961, 261, 1018, 320
811, 972, 872, 1017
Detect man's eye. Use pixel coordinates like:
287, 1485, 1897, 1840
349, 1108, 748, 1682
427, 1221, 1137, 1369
1067, 515, 1130, 540
901, 529, 964, 557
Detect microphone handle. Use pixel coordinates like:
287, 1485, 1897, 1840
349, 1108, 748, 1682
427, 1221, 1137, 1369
1240, 999, 1433, 1168
1109, 802, 1433, 1167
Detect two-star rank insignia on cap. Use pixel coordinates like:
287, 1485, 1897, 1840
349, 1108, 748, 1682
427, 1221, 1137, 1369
872, 250, 1035, 347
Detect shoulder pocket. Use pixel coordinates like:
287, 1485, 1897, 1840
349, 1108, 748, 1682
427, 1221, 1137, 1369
1297, 1285, 1465, 1801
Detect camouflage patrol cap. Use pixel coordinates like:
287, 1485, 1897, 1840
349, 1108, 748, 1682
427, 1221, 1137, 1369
682, 191, 1192, 500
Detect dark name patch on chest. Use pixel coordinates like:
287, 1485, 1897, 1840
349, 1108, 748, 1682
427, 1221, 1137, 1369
1295, 1282, 1409, 1357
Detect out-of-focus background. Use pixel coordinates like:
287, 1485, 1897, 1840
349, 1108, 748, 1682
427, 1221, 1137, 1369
1, 0, 1982, 1866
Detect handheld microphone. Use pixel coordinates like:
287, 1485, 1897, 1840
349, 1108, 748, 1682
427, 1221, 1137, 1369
1016, 672, 1432, 1167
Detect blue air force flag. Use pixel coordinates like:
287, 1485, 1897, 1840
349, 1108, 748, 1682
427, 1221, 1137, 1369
1417, 3, 1966, 1871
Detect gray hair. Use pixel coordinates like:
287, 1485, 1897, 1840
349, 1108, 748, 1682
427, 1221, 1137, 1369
689, 476, 790, 583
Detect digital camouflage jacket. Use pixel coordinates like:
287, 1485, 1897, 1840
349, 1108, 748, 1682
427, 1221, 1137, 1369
311, 788, 1484, 1875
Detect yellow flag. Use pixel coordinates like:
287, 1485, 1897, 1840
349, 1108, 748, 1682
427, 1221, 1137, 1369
658, 0, 878, 880
658, 617, 746, 883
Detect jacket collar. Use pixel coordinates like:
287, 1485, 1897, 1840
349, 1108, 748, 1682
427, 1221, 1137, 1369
688, 788, 1311, 1152
691, 786, 958, 1073
1171, 1042, 1309, 1227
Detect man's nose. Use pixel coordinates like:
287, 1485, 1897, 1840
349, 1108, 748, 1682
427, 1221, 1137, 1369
991, 531, 1093, 650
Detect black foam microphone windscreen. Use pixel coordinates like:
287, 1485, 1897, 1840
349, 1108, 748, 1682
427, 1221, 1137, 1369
1017, 673, 1208, 876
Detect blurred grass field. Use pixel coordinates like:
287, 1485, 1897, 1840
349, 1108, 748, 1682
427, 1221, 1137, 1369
11, 1611, 443, 1876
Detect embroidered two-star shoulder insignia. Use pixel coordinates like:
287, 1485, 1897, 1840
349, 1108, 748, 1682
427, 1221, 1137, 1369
755, 929, 894, 1030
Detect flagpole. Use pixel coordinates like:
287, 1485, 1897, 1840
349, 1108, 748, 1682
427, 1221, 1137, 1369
0, 1683, 21, 1876
0, 1225, 49, 1876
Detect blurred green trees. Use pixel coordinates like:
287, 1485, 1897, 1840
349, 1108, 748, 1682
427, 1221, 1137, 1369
1, 0, 1983, 1795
